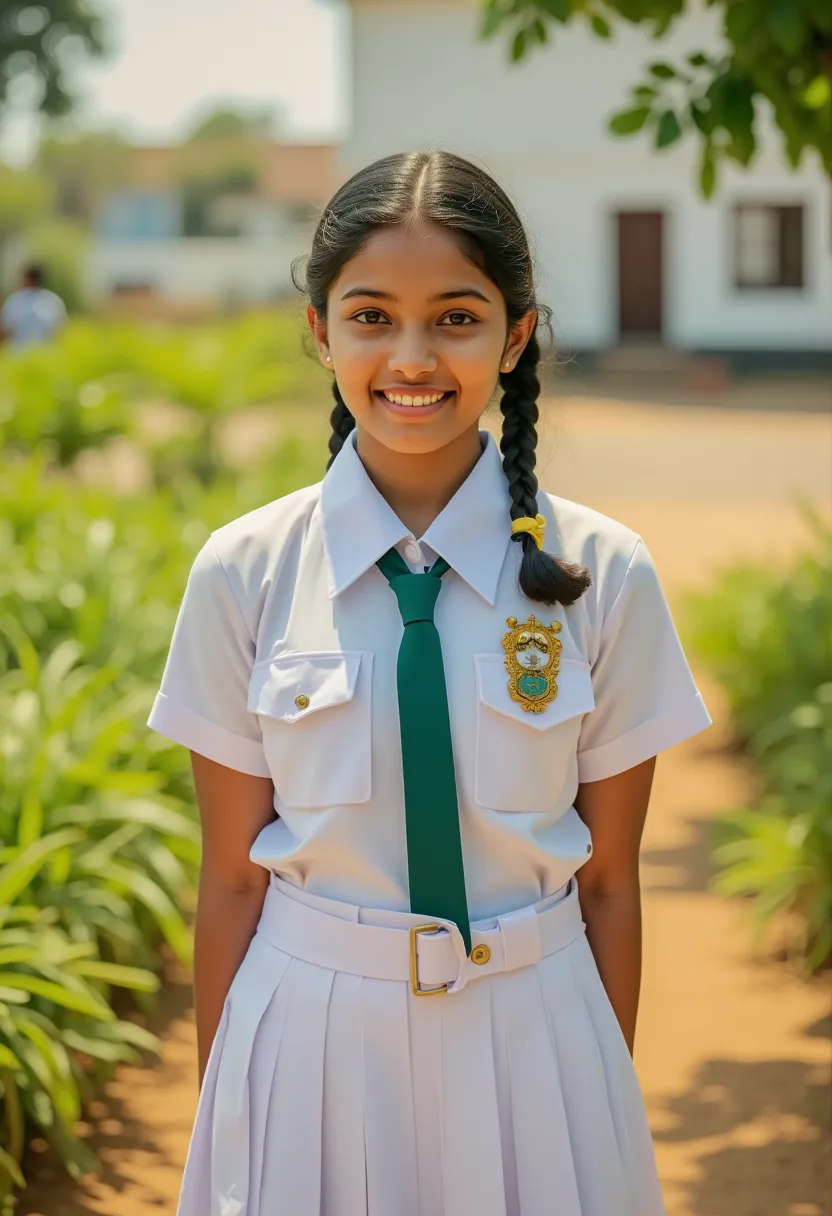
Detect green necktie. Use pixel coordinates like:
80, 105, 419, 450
376, 547, 472, 957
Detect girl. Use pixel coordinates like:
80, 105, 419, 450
148, 150, 712, 1216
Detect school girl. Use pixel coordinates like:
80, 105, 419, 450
148, 149, 713, 1215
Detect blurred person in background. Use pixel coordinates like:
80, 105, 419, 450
0, 262, 68, 350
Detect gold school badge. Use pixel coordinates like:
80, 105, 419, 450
502, 615, 563, 713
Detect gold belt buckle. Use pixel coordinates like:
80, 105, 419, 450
409, 924, 450, 996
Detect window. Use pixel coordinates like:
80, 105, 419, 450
733, 205, 804, 289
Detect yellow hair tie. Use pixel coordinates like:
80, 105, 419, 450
511, 513, 546, 550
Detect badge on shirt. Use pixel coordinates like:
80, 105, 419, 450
502, 615, 563, 713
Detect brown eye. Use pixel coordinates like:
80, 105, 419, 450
440, 312, 475, 326
353, 310, 388, 325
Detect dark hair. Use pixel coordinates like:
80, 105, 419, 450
292, 150, 591, 608
23, 263, 45, 288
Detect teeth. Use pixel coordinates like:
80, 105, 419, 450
381, 390, 448, 406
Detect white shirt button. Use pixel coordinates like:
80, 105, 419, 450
404, 541, 422, 565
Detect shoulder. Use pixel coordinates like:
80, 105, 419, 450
206, 479, 323, 590
43, 290, 66, 313
538, 490, 642, 600
0, 291, 23, 317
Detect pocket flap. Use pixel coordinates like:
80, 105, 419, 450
248, 651, 362, 723
476, 654, 595, 731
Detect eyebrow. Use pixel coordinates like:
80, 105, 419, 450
339, 287, 492, 304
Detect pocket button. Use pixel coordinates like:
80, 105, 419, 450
294, 693, 310, 709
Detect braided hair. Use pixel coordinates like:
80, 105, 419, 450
498, 331, 592, 605
294, 150, 592, 609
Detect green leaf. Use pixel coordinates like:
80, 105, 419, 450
655, 110, 682, 148
691, 99, 716, 136
69, 960, 160, 992
687, 52, 710, 68
0, 830, 84, 907
511, 27, 528, 61
802, 76, 831, 110
539, 0, 572, 20
648, 62, 676, 80
0, 1146, 25, 1190
590, 13, 611, 38
633, 85, 657, 100
608, 106, 652, 135
479, 4, 505, 40
700, 143, 717, 199
766, 0, 805, 54
0, 974, 113, 1020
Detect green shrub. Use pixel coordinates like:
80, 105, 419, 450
0, 425, 324, 1199
684, 505, 832, 972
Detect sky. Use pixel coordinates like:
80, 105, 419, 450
1, 0, 347, 166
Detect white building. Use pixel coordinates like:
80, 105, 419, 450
338, 0, 832, 368
87, 142, 337, 314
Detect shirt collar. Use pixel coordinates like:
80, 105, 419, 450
320, 428, 512, 605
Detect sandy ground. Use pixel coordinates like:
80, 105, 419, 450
22, 390, 832, 1215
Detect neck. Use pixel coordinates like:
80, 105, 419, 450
354, 424, 483, 538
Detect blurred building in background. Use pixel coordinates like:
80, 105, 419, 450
88, 138, 336, 317
341, 0, 831, 372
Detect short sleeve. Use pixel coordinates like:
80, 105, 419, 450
576, 537, 712, 782
147, 535, 271, 777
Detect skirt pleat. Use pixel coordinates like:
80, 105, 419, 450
178, 883, 667, 1216
320, 972, 368, 1216
246, 954, 295, 1213
360, 977, 420, 1216
257, 958, 335, 1215
209, 935, 292, 1216
500, 966, 583, 1216
438, 979, 508, 1216
568, 936, 667, 1216
406, 988, 445, 1216
537, 942, 632, 1213
176, 999, 230, 1215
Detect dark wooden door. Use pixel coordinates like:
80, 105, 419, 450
617, 211, 664, 338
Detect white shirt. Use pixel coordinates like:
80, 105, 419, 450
0, 288, 67, 349
148, 430, 712, 920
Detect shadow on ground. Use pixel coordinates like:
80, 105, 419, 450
20, 970, 194, 1216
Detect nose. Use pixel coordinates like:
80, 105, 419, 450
387, 327, 439, 379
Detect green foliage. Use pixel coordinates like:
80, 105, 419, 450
0, 317, 327, 1199
0, 310, 322, 480
0, 1, 107, 124
683, 505, 832, 972
479, 0, 832, 195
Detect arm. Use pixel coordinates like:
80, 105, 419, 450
190, 752, 276, 1087
573, 755, 657, 1056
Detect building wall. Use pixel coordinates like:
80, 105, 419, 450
87, 228, 310, 306
340, 0, 832, 353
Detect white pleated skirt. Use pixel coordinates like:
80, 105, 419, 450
178, 872, 667, 1216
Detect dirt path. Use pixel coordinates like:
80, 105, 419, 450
22, 395, 832, 1215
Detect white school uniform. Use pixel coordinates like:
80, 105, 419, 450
148, 428, 712, 1216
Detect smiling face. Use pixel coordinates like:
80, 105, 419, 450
307, 220, 536, 457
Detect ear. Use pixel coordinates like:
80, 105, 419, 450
503, 309, 538, 367
307, 305, 331, 366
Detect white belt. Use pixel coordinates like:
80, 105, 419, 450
257, 873, 585, 996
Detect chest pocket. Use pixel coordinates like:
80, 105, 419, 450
247, 651, 373, 808
474, 654, 595, 812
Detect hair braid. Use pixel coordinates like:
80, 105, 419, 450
326, 377, 356, 470
499, 334, 592, 607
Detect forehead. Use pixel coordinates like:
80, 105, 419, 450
331, 221, 498, 304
